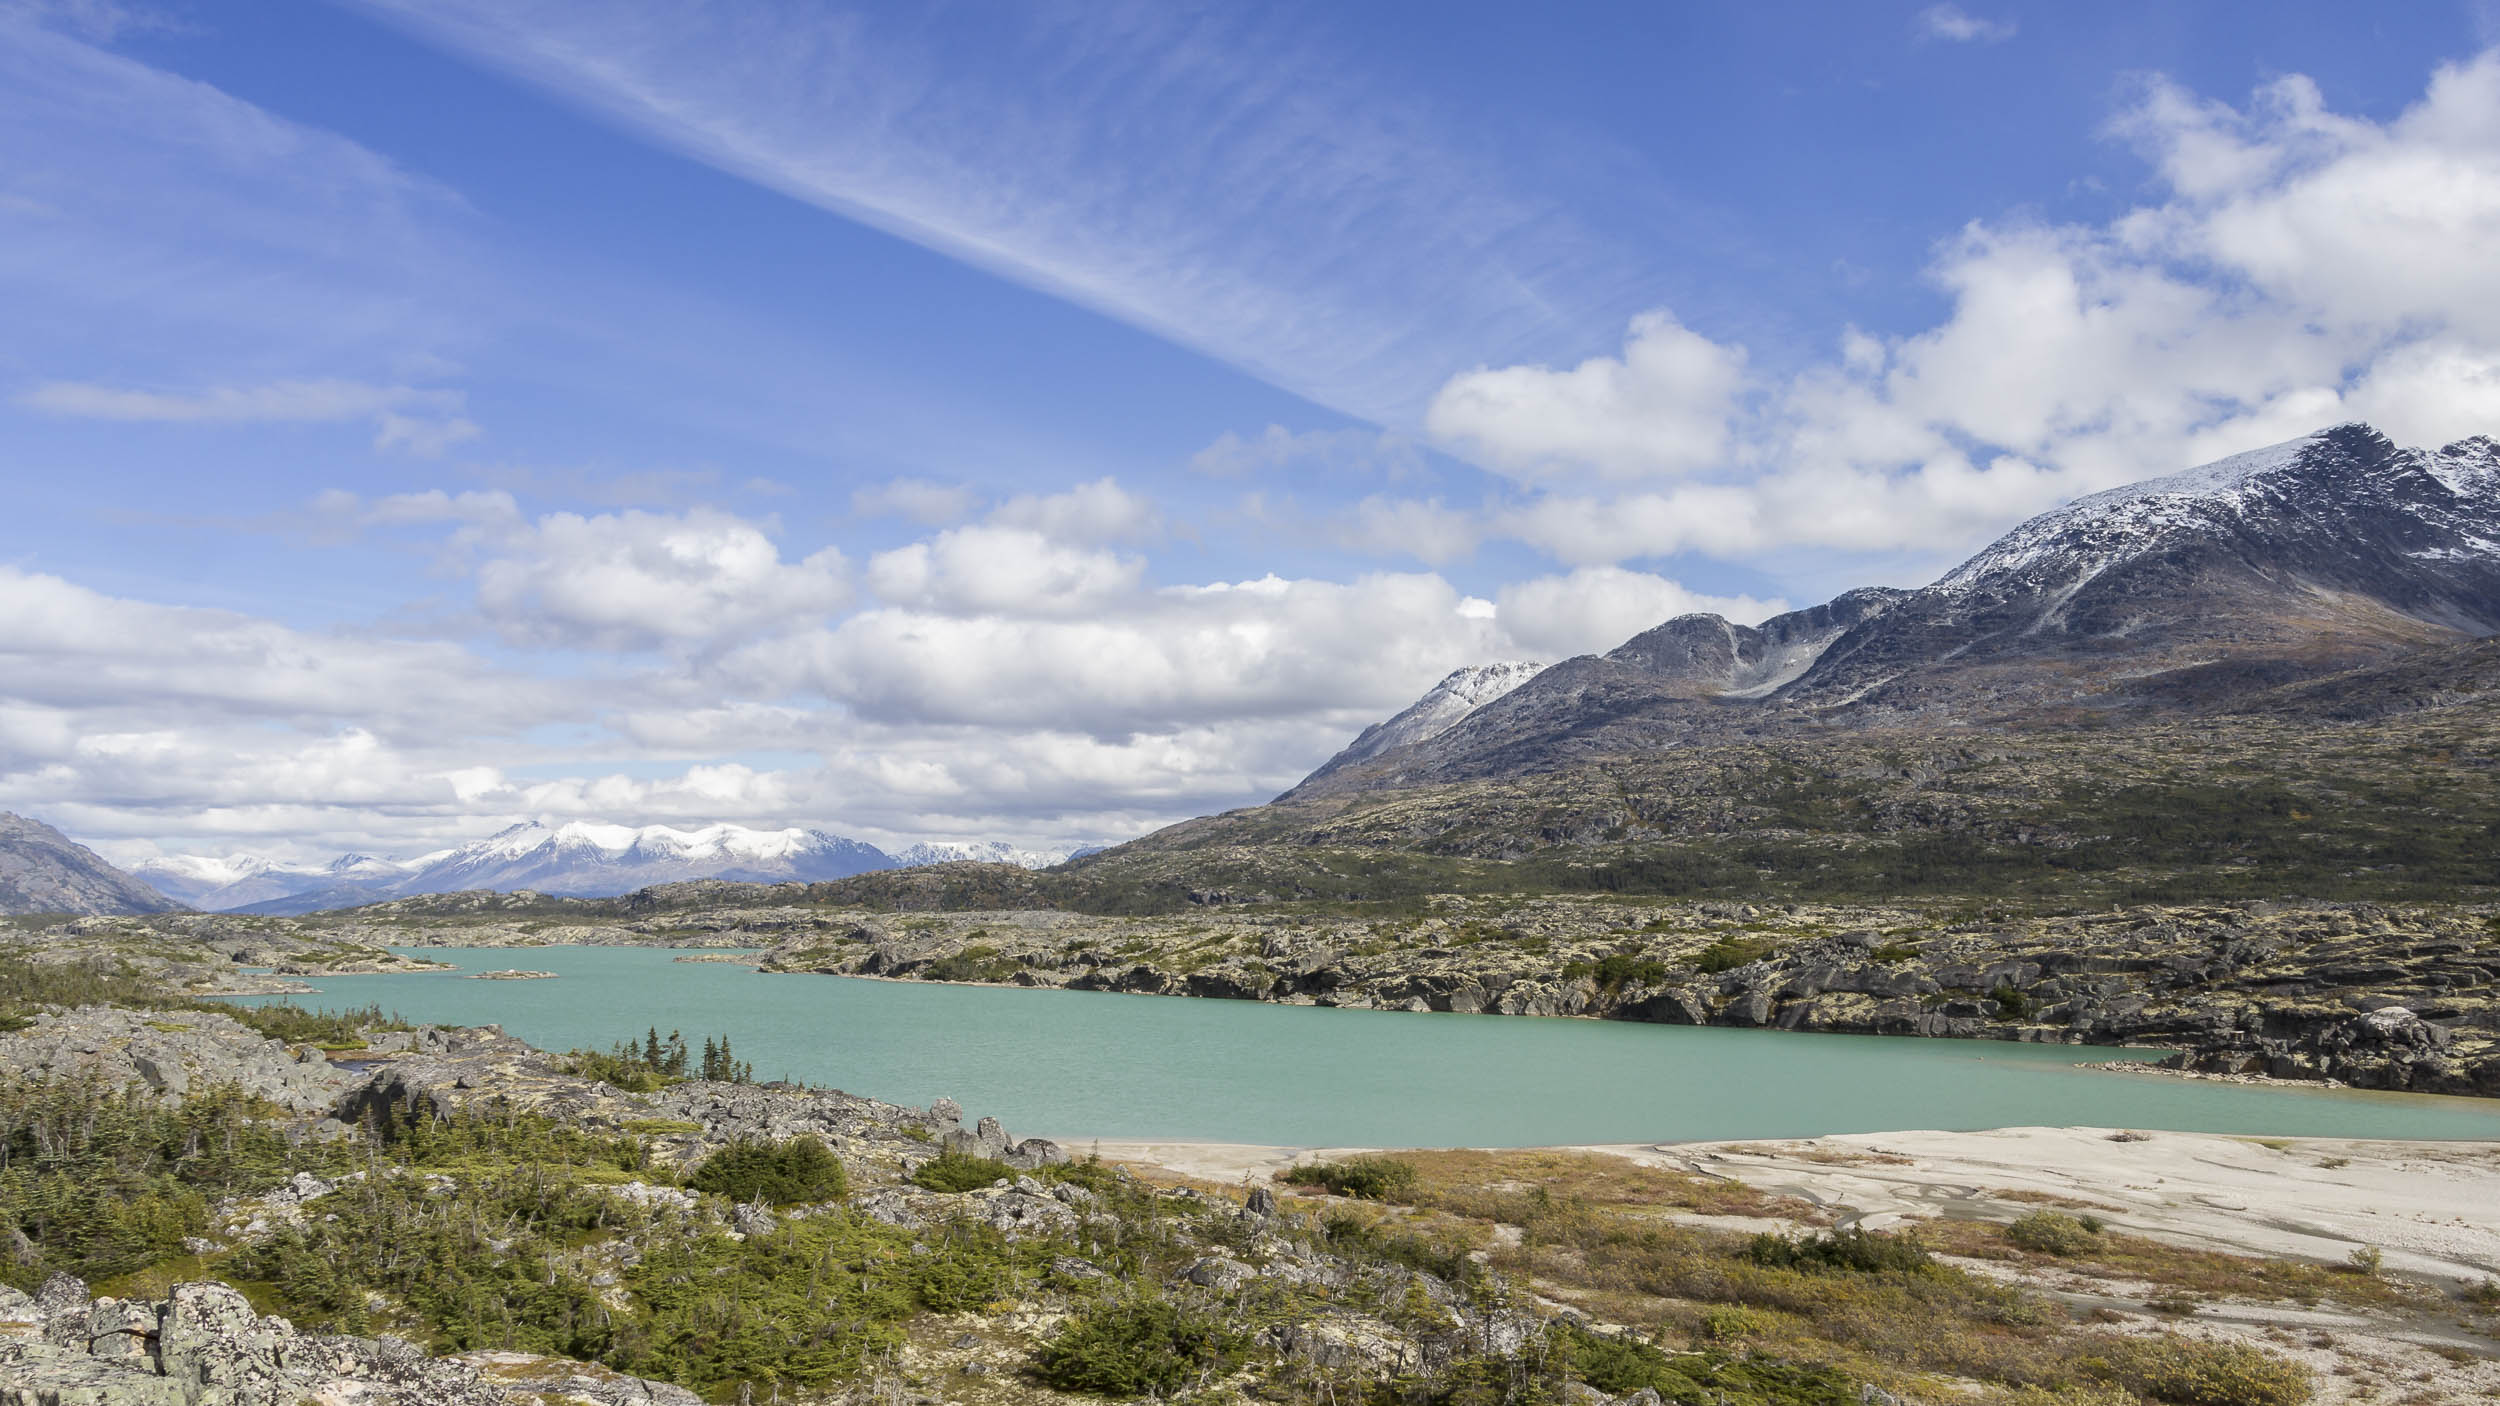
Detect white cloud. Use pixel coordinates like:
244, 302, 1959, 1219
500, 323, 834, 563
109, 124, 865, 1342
739, 571, 1509, 733
1329, 495, 1482, 565
469, 508, 850, 651
1495, 568, 1784, 659
1433, 51, 2500, 568
1426, 310, 1747, 483
851, 476, 979, 525
0, 566, 567, 731
19, 378, 480, 454
987, 476, 1161, 544
867, 526, 1141, 616
1916, 5, 2016, 43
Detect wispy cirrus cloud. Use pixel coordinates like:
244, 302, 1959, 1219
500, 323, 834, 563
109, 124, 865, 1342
20, 377, 480, 453
350, 0, 1665, 425
0, 9, 472, 357
1916, 5, 2017, 44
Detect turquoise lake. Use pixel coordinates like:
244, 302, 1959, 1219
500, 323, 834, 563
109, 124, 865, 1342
225, 946, 2500, 1147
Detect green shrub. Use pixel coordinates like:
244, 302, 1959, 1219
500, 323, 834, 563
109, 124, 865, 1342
905, 1222, 1026, 1312
1319, 1211, 1472, 1282
0, 954, 203, 1029
1554, 1325, 1854, 1403
910, 1149, 1017, 1193
922, 944, 1022, 983
1033, 1294, 1250, 1397
687, 1138, 847, 1206
1744, 1227, 1934, 1275
2344, 1244, 2383, 1276
2005, 1210, 2101, 1256
227, 1002, 411, 1048
0, 1076, 315, 1288
1277, 1155, 1419, 1201
1555, 1324, 1702, 1395
1695, 936, 1778, 973
2082, 1335, 2312, 1406
1697, 1305, 1770, 1341
1593, 952, 1669, 988
1039, 1153, 1122, 1195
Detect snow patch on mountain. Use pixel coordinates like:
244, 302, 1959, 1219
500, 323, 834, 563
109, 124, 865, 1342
143, 819, 1121, 912
891, 840, 1100, 870
1300, 661, 1548, 787
1937, 431, 2323, 592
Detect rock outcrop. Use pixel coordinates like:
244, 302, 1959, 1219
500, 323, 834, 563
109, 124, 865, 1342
0, 1007, 365, 1113
0, 1275, 514, 1405
0, 812, 182, 917
754, 899, 2500, 1098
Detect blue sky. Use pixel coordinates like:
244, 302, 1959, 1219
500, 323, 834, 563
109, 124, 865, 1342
6, 0, 2500, 863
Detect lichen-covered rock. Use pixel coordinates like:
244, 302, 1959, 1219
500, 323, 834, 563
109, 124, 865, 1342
5, 1279, 510, 1406
0, 1009, 362, 1113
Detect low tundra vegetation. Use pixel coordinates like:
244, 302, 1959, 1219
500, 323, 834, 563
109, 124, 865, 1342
0, 1034, 2335, 1405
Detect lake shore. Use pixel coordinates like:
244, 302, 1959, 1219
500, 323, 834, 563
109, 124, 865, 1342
1084, 1125, 2500, 1284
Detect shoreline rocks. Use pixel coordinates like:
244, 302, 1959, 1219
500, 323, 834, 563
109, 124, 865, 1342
750, 902, 2500, 1100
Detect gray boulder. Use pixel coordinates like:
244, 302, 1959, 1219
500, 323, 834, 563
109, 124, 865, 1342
10, 1278, 509, 1406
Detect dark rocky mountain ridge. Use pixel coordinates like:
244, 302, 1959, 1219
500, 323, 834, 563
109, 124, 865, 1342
1293, 424, 2500, 798
0, 811, 184, 916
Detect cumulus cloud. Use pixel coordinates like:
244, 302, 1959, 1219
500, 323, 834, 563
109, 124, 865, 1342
1496, 568, 1785, 658
738, 571, 1507, 734
0, 566, 567, 729
1433, 51, 2500, 567
867, 526, 1141, 616
19, 377, 480, 454
468, 508, 850, 651
987, 477, 1161, 543
1426, 310, 1747, 483
1916, 5, 2016, 44
1330, 496, 1483, 565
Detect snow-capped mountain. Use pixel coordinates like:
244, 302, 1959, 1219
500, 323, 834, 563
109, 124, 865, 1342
889, 840, 1102, 870
1298, 424, 2500, 794
1295, 661, 1547, 788
134, 852, 412, 911
388, 821, 895, 900
148, 819, 1116, 914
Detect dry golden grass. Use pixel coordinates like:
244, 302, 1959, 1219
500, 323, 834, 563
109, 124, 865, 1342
1922, 1217, 2429, 1311
1714, 1142, 1915, 1166
1312, 1147, 2324, 1404
1996, 1189, 2127, 1213
1392, 1147, 1810, 1220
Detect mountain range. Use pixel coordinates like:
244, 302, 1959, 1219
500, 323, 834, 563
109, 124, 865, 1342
1284, 424, 2500, 797
0, 821, 1106, 918
10, 423, 2494, 918
122, 823, 1110, 915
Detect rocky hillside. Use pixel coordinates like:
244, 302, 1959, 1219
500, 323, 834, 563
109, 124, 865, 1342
1297, 659, 1547, 786
0, 812, 181, 916
1300, 424, 2500, 796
